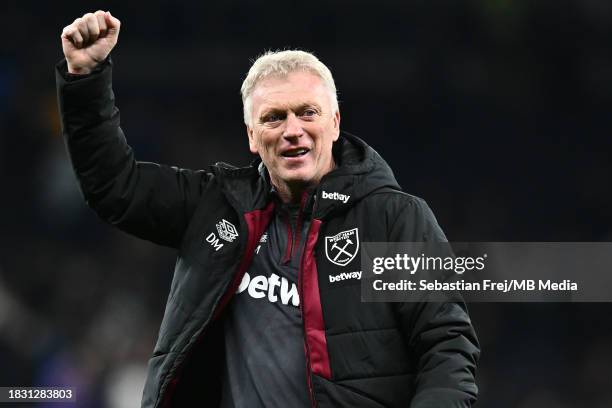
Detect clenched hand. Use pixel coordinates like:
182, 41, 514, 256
61, 10, 121, 75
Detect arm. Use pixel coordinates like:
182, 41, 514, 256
390, 197, 480, 407
57, 11, 212, 248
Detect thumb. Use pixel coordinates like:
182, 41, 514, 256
104, 11, 121, 35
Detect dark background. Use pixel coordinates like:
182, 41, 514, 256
1, 1, 611, 407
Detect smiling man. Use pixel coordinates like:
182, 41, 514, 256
57, 10, 479, 408
245, 68, 340, 203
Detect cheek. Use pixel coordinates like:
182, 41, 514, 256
316, 129, 335, 151
258, 133, 278, 157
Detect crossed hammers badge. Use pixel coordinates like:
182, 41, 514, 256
324, 228, 360, 266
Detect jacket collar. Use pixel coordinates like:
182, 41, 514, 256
210, 132, 401, 219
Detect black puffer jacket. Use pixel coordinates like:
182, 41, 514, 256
56, 58, 480, 408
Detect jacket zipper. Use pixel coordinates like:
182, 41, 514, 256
299, 194, 318, 408
282, 190, 308, 265
293, 191, 308, 260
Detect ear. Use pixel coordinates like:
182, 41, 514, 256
332, 110, 341, 142
247, 125, 259, 154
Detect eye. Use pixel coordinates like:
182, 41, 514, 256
262, 112, 283, 123
300, 108, 318, 118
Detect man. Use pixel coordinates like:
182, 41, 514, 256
57, 10, 479, 408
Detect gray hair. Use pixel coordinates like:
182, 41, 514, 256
240, 50, 339, 126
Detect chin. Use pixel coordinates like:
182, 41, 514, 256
280, 172, 315, 186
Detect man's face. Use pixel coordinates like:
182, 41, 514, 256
247, 71, 340, 191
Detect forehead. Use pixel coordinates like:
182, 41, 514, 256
251, 71, 329, 111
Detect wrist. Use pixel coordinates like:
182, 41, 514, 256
66, 63, 93, 75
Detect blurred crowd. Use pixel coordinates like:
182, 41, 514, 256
1, 1, 611, 407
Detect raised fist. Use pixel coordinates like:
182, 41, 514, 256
61, 10, 121, 75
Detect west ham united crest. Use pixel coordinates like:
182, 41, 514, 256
325, 228, 360, 266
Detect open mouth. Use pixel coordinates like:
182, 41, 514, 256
281, 148, 310, 158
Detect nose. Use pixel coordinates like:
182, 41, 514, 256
283, 113, 304, 139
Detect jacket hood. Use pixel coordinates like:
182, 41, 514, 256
312, 131, 401, 218
210, 132, 402, 218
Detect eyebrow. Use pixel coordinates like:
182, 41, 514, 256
259, 103, 322, 118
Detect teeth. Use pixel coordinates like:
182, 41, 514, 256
284, 148, 308, 157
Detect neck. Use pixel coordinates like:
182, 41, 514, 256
274, 182, 307, 204
270, 159, 336, 204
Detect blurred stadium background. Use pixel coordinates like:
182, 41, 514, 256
1, 1, 611, 407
